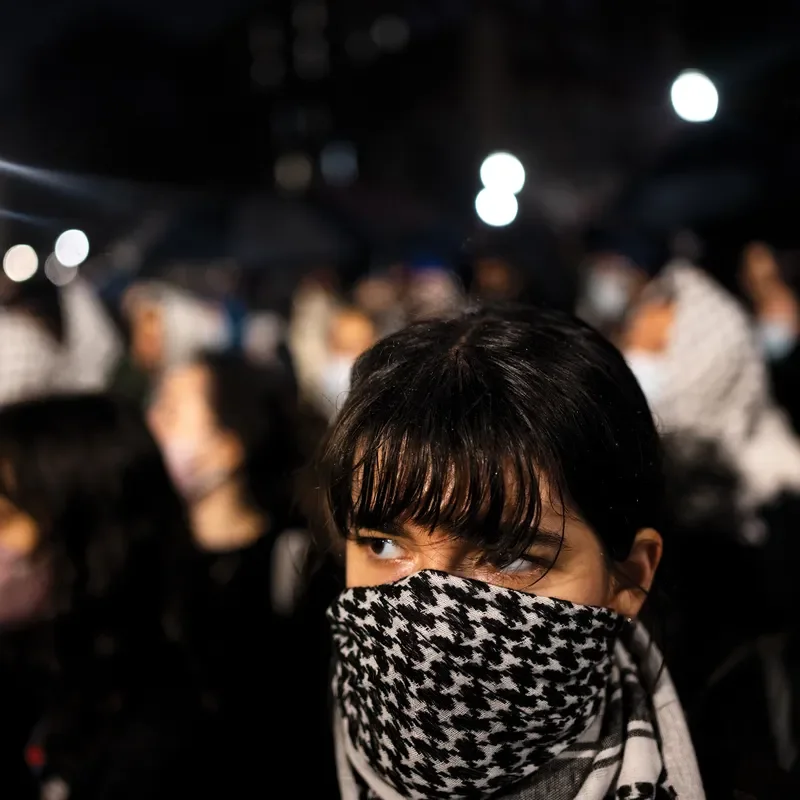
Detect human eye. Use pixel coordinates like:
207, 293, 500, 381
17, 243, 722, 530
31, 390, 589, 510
498, 554, 552, 575
355, 536, 407, 561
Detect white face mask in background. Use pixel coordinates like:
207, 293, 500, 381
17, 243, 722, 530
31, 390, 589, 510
160, 438, 230, 502
756, 319, 797, 362
584, 270, 632, 322
625, 351, 666, 407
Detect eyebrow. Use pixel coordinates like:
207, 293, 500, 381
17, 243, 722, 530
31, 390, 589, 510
356, 522, 570, 552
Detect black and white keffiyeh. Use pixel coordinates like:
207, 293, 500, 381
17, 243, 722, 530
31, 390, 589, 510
642, 262, 800, 510
0, 279, 121, 407
330, 570, 704, 800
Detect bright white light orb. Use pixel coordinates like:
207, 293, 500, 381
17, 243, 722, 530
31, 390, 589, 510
475, 188, 518, 227
670, 70, 718, 123
55, 229, 90, 267
479, 152, 525, 194
3, 245, 38, 282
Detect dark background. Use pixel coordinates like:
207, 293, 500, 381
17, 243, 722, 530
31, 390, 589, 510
0, 0, 798, 275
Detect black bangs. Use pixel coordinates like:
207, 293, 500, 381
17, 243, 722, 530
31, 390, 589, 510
318, 349, 572, 566
314, 306, 664, 567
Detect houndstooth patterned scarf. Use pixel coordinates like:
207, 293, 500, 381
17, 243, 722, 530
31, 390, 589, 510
329, 571, 704, 800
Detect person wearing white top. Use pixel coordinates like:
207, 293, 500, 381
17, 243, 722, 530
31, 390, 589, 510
0, 273, 121, 406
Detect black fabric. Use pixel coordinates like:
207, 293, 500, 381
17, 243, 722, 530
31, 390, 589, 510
688, 637, 800, 799
190, 532, 342, 797
769, 343, 800, 435
0, 537, 343, 799
0, 637, 214, 800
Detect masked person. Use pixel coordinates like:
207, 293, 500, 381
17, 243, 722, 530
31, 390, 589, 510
740, 242, 800, 363
739, 242, 800, 435
319, 307, 377, 420
577, 228, 670, 341
622, 261, 800, 516
148, 351, 334, 791
0, 272, 121, 406
622, 261, 800, 794
312, 305, 704, 800
0, 394, 211, 800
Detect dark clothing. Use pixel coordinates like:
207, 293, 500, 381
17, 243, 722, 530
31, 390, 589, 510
108, 357, 151, 408
191, 533, 342, 797
769, 344, 800, 435
0, 636, 213, 800
688, 633, 800, 799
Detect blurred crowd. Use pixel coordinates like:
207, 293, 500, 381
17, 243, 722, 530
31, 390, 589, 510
1, 224, 800, 797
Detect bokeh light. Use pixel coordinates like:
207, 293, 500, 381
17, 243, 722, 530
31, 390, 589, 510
475, 189, 518, 227
3, 244, 39, 282
479, 152, 526, 194
371, 15, 410, 51
320, 142, 358, 186
292, 1, 327, 30
670, 70, 718, 123
45, 253, 78, 286
274, 152, 313, 192
54, 229, 90, 267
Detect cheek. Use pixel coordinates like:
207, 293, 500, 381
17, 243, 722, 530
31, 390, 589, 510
532, 551, 615, 608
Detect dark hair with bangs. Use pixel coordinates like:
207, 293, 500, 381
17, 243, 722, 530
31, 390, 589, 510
198, 350, 320, 526
315, 304, 663, 568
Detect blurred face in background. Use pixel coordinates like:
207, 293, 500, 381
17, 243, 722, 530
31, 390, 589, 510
0, 464, 49, 626
741, 242, 800, 361
321, 308, 376, 413
473, 257, 519, 302
741, 242, 784, 305
620, 297, 675, 406
582, 255, 649, 333
148, 364, 243, 504
128, 299, 165, 372
406, 268, 462, 321
354, 275, 400, 318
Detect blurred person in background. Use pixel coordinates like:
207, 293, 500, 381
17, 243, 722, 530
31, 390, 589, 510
576, 227, 671, 340
0, 271, 121, 406
314, 305, 703, 800
148, 351, 336, 792
404, 259, 464, 321
288, 268, 340, 408
352, 267, 406, 337
114, 281, 233, 401
148, 351, 310, 603
115, 277, 288, 403
740, 241, 800, 433
470, 255, 521, 302
0, 394, 208, 799
468, 222, 577, 313
622, 260, 800, 512
621, 260, 800, 792
319, 306, 377, 419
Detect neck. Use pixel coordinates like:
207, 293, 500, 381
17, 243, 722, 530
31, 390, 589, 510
190, 480, 267, 553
